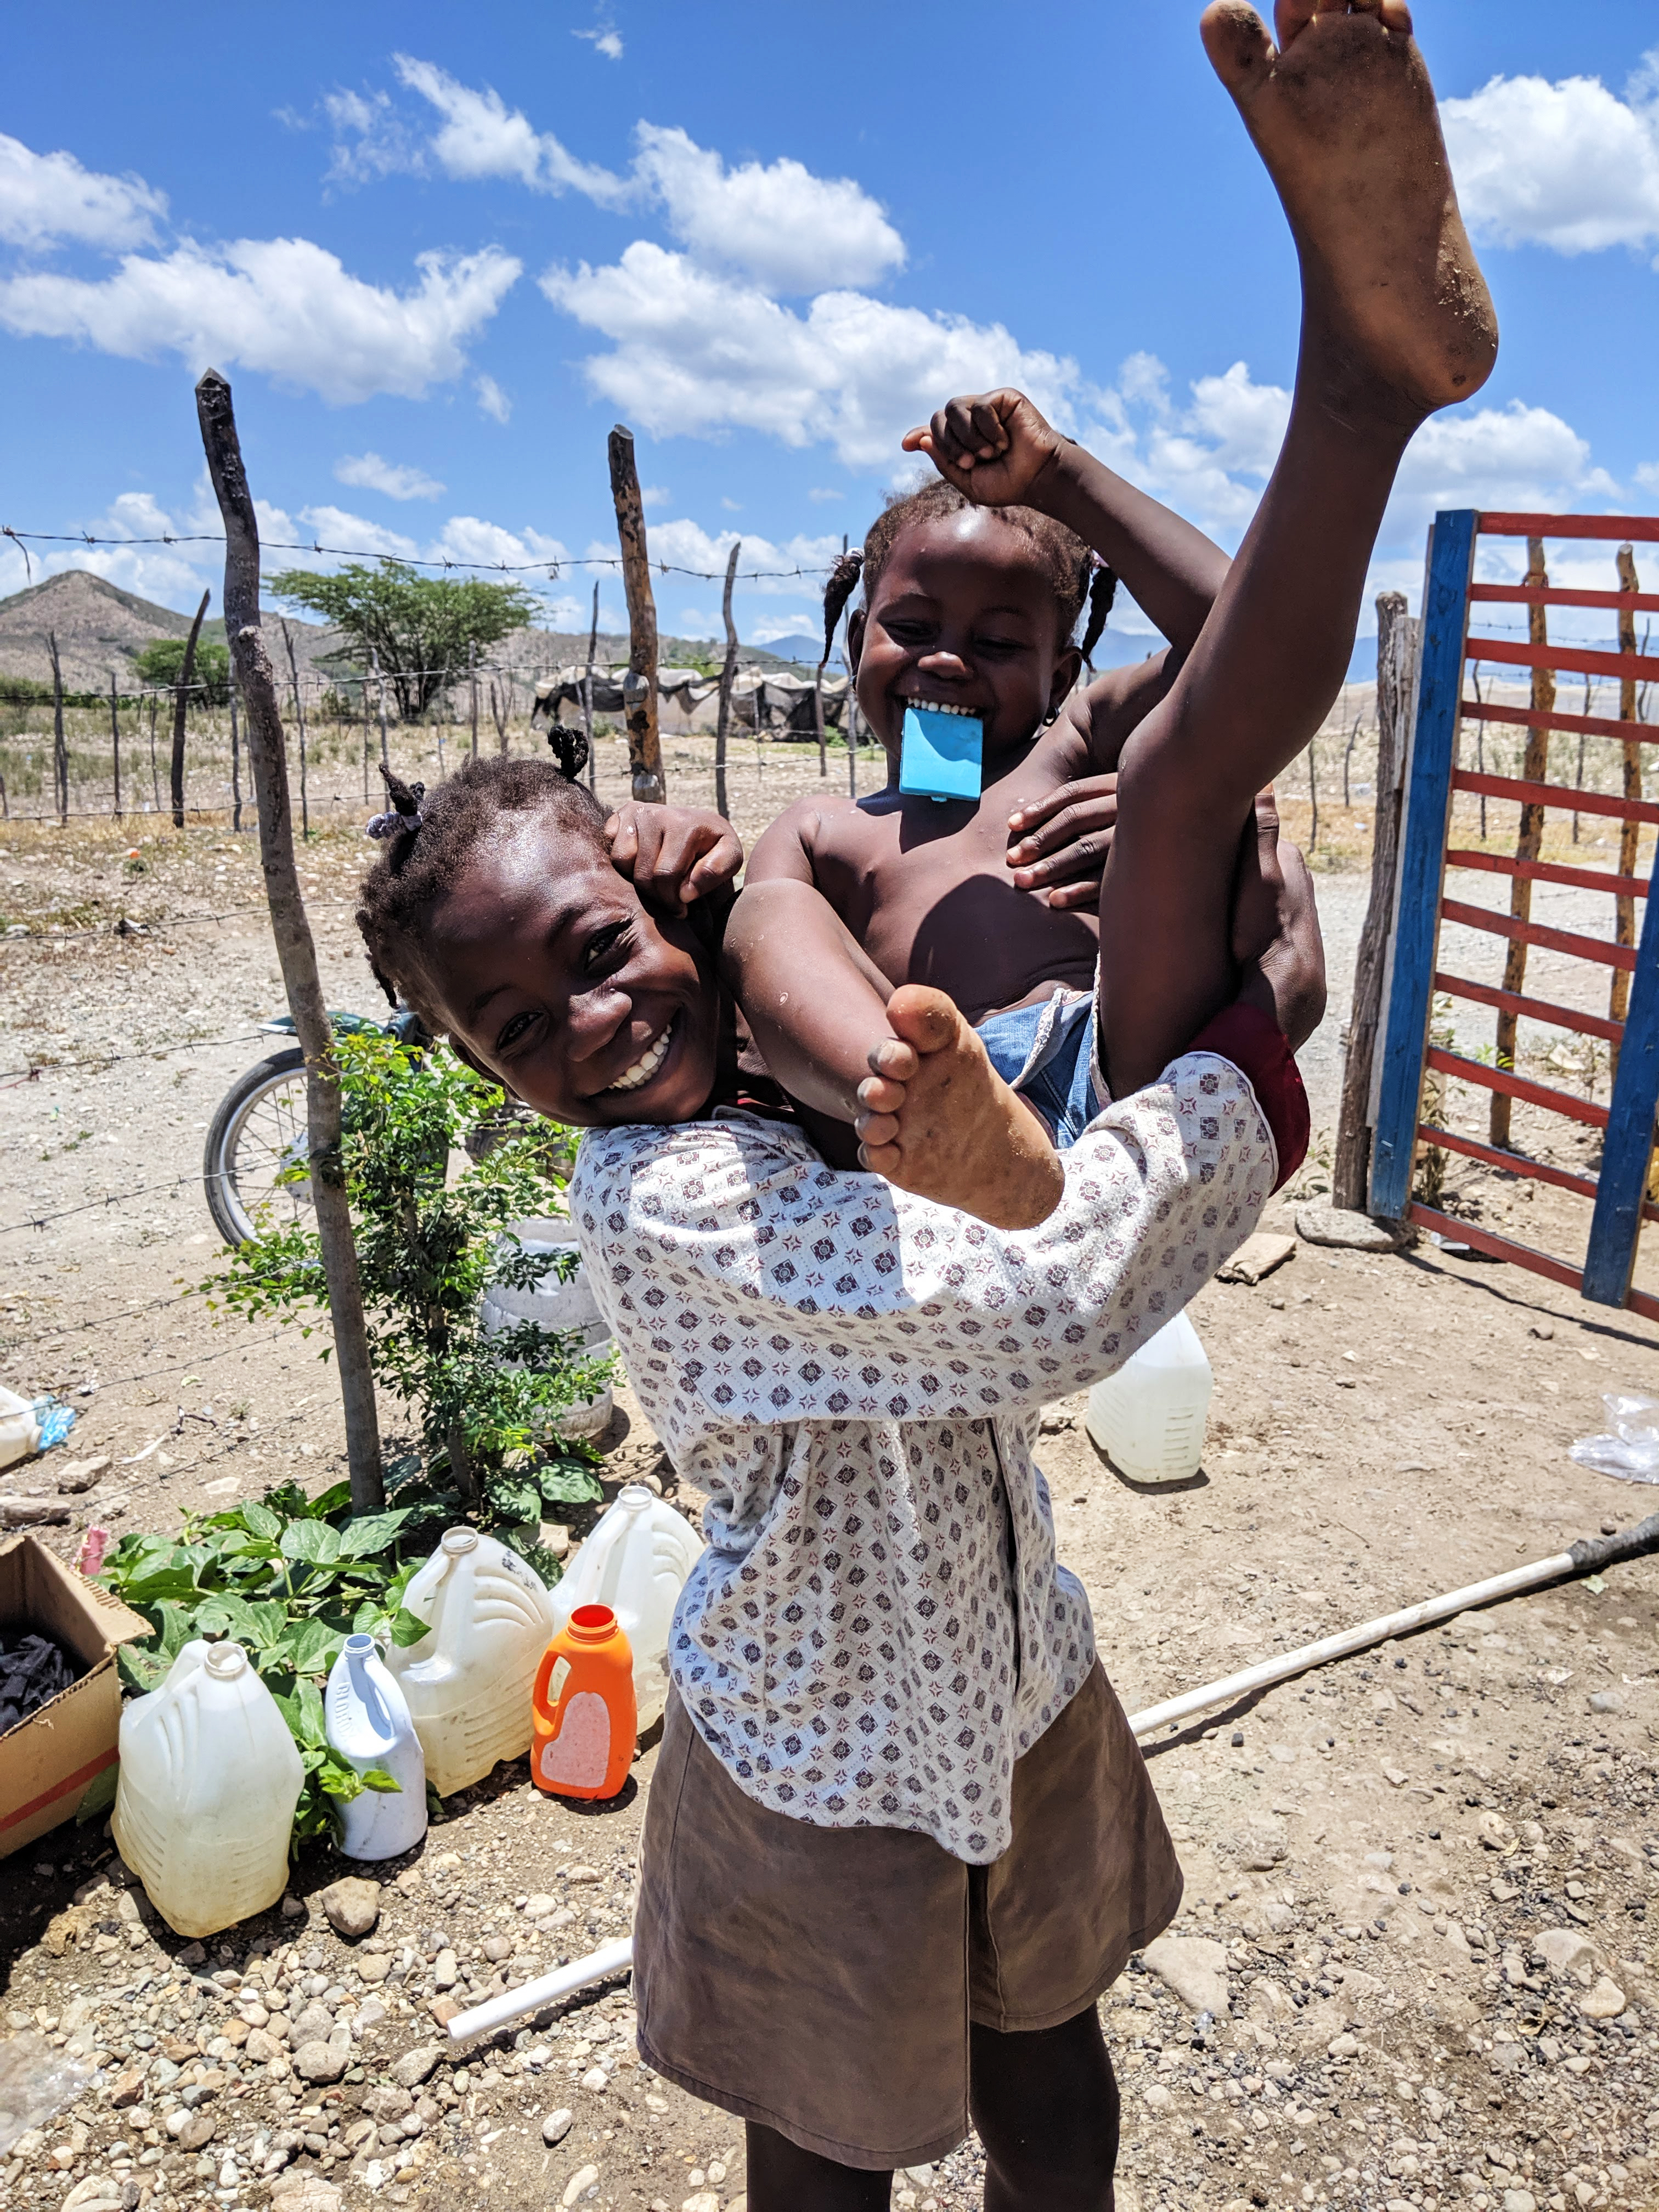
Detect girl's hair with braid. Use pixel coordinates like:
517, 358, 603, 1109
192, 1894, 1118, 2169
822, 479, 1118, 673
356, 747, 605, 1029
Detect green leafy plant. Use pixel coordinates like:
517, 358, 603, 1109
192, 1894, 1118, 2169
202, 1032, 610, 1578
95, 1485, 428, 1847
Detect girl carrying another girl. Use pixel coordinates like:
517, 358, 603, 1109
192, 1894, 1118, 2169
353, 4, 1494, 2202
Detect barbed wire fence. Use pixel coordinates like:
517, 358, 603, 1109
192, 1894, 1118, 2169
0, 524, 867, 829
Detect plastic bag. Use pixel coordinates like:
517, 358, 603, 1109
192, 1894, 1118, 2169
0, 2032, 94, 2154
1568, 1392, 1659, 1483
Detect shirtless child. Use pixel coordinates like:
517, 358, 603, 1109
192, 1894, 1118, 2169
725, 0, 1496, 1233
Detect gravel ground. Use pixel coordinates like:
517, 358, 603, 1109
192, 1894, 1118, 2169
3, 748, 1658, 2212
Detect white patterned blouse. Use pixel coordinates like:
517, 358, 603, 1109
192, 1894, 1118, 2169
570, 1048, 1278, 1864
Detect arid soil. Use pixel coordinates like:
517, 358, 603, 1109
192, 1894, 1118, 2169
2, 732, 1656, 2212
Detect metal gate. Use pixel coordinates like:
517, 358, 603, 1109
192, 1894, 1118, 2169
1369, 509, 1659, 1319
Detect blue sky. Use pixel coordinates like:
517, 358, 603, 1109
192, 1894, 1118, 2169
3, 0, 1658, 663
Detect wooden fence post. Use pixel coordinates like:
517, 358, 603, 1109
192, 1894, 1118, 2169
147, 694, 159, 810
47, 630, 66, 825
1491, 537, 1555, 1147
108, 673, 122, 823
229, 679, 242, 833
1333, 591, 1417, 1211
583, 580, 600, 798
489, 678, 510, 754
373, 648, 390, 776
171, 588, 210, 830
195, 366, 384, 1516
714, 541, 740, 821
607, 424, 665, 803
1612, 544, 1643, 1030
281, 620, 310, 842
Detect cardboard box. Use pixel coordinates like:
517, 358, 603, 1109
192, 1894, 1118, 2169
0, 1533, 151, 1859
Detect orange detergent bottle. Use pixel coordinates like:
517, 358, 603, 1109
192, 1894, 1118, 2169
531, 1604, 637, 1801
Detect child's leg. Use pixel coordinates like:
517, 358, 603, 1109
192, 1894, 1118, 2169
744, 2124, 892, 2211
1096, 0, 1495, 1094
970, 2007, 1121, 2212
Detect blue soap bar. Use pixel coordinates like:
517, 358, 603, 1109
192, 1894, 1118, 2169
898, 706, 983, 802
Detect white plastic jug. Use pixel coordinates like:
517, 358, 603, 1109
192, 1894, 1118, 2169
1084, 1308, 1214, 1486
385, 1528, 557, 1796
112, 1639, 303, 1939
0, 1385, 41, 1471
480, 1220, 614, 1441
549, 1485, 703, 1729
325, 1633, 428, 1861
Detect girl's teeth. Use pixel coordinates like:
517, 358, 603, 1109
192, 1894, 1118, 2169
907, 699, 977, 716
606, 1022, 673, 1093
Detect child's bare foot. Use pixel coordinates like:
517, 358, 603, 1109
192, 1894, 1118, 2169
1201, 0, 1497, 425
854, 985, 1065, 1230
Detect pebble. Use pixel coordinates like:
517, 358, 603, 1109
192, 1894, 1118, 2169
1580, 1977, 1627, 2020
1588, 1691, 1624, 1716
580, 2065, 608, 2093
542, 2107, 574, 2145
1139, 1934, 1230, 2018
292, 2037, 349, 2084
167, 2110, 216, 2151
1535, 1927, 1595, 1976
319, 1876, 381, 1940
562, 2165, 600, 2207
391, 2043, 446, 2089
432, 1948, 460, 1990
269, 2176, 343, 2212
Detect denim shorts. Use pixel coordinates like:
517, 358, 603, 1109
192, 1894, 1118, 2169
975, 987, 1102, 1149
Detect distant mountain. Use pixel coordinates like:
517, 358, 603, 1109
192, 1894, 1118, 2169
752, 632, 833, 668
0, 569, 329, 692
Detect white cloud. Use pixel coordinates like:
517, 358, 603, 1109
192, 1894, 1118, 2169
640, 484, 670, 507
0, 134, 167, 252
1441, 55, 1659, 256
392, 55, 629, 204
631, 123, 904, 292
323, 89, 424, 185
540, 241, 1082, 470
808, 487, 844, 501
475, 372, 511, 422
573, 25, 624, 61
335, 451, 444, 500
293, 504, 419, 560
0, 238, 521, 404
721, 497, 741, 512
1638, 461, 1659, 492
385, 63, 902, 292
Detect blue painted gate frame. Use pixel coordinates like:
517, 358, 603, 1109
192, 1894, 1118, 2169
1368, 508, 1659, 1312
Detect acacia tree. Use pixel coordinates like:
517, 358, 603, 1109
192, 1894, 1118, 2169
269, 561, 537, 722
136, 635, 232, 707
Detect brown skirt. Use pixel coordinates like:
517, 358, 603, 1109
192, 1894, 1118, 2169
633, 1661, 1182, 2170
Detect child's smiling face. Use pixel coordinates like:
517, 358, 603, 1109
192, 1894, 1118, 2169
851, 508, 1081, 772
415, 808, 723, 1128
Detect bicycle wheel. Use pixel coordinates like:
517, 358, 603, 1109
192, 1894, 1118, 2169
204, 1047, 312, 1246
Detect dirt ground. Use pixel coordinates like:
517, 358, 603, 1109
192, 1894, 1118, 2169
2, 731, 1657, 2212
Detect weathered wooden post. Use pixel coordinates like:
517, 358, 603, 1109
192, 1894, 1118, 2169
108, 673, 122, 822
47, 630, 66, 825
582, 579, 600, 797
714, 541, 740, 821
1492, 537, 1555, 1147
280, 620, 311, 841
607, 425, 665, 803
171, 588, 210, 830
195, 366, 384, 1515
373, 648, 390, 776
1333, 591, 1418, 1212
1612, 544, 1643, 1029
229, 679, 242, 833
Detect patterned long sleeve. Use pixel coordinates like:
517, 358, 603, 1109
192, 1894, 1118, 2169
568, 1049, 1276, 1862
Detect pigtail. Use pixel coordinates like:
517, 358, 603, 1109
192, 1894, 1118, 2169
545, 721, 590, 783
821, 550, 864, 669
1079, 557, 1118, 669
366, 764, 427, 842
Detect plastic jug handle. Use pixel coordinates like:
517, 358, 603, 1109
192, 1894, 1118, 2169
531, 1640, 558, 1717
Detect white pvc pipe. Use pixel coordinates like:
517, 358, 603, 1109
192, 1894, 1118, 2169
445, 1938, 634, 2042
447, 1511, 1659, 2043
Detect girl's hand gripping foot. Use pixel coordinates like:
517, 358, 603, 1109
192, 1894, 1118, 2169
854, 985, 1065, 1231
